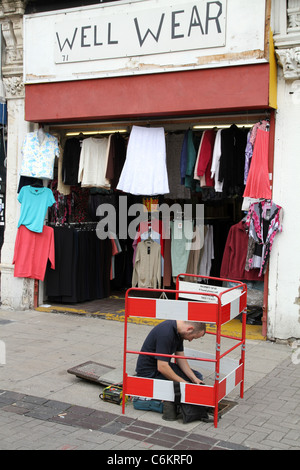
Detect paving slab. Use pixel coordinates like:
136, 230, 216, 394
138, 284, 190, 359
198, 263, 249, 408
0, 307, 298, 451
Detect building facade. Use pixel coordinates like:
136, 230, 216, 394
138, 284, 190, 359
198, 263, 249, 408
0, 0, 299, 340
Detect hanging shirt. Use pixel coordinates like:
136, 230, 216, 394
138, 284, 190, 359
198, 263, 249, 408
195, 129, 216, 187
244, 130, 252, 184
198, 225, 214, 276
57, 144, 71, 196
20, 130, 60, 180
210, 129, 223, 193
170, 219, 194, 277
220, 220, 260, 281
13, 225, 55, 281
180, 130, 189, 185
165, 132, 190, 199
109, 232, 122, 281
62, 137, 81, 186
105, 133, 127, 190
184, 129, 198, 191
185, 225, 203, 281
133, 218, 165, 260
132, 239, 161, 289
17, 186, 55, 233
78, 136, 111, 188
218, 124, 248, 197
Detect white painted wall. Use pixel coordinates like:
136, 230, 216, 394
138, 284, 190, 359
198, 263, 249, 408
0, 95, 33, 311
268, 67, 300, 340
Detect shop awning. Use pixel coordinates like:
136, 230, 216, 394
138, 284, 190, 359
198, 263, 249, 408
25, 63, 274, 124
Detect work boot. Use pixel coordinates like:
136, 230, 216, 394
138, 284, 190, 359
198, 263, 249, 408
162, 401, 178, 421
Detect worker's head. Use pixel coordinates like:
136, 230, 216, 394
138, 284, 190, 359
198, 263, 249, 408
177, 321, 206, 342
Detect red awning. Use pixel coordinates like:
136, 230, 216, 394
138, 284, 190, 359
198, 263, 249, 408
25, 63, 271, 123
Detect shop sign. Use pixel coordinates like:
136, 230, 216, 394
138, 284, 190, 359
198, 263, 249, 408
54, 1, 226, 64
24, 0, 267, 83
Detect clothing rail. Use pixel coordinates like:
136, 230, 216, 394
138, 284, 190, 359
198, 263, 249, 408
47, 221, 98, 226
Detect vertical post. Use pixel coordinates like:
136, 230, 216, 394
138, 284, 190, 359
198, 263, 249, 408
175, 275, 179, 300
262, 268, 269, 338
240, 306, 247, 398
214, 299, 221, 428
261, 109, 275, 338
0, 5, 30, 310
122, 292, 129, 414
34, 279, 39, 308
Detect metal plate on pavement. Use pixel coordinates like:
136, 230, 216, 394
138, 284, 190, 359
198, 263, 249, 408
67, 361, 116, 385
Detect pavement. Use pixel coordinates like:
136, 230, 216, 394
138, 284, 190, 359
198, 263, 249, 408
0, 305, 299, 452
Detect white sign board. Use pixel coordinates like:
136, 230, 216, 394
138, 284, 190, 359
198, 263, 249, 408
23, 0, 267, 83
55, 1, 226, 64
178, 280, 243, 305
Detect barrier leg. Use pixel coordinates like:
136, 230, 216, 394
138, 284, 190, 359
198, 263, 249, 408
122, 373, 127, 414
214, 401, 218, 428
240, 307, 247, 399
214, 320, 221, 428
122, 298, 129, 414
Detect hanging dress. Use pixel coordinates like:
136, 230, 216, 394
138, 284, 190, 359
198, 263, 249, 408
245, 200, 283, 276
195, 129, 216, 188
243, 129, 272, 199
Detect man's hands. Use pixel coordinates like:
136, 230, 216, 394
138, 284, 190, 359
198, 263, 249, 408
157, 355, 204, 384
175, 353, 204, 384
193, 377, 205, 385
157, 360, 187, 383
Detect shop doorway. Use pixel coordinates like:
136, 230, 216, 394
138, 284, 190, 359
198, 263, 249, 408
35, 110, 273, 341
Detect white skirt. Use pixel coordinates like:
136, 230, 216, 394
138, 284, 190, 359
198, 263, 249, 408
117, 125, 169, 195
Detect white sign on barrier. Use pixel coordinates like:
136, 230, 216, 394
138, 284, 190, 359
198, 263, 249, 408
178, 280, 242, 305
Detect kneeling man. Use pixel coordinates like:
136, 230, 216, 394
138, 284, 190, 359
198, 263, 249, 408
136, 320, 208, 421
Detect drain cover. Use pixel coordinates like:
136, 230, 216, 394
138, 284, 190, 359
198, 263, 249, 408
208, 399, 237, 418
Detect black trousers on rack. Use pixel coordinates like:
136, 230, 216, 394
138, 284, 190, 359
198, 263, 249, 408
45, 226, 112, 303
46, 226, 74, 298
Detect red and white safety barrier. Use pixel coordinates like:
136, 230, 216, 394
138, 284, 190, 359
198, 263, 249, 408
125, 361, 244, 408
126, 290, 246, 325
127, 296, 218, 323
125, 375, 216, 407
218, 363, 244, 400
122, 275, 247, 428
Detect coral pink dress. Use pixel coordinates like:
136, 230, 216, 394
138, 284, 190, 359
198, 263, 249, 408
243, 129, 272, 199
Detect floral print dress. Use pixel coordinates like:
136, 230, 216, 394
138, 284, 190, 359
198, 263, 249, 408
245, 200, 283, 276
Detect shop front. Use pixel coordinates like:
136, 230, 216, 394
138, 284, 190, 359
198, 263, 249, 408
1, 0, 285, 340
